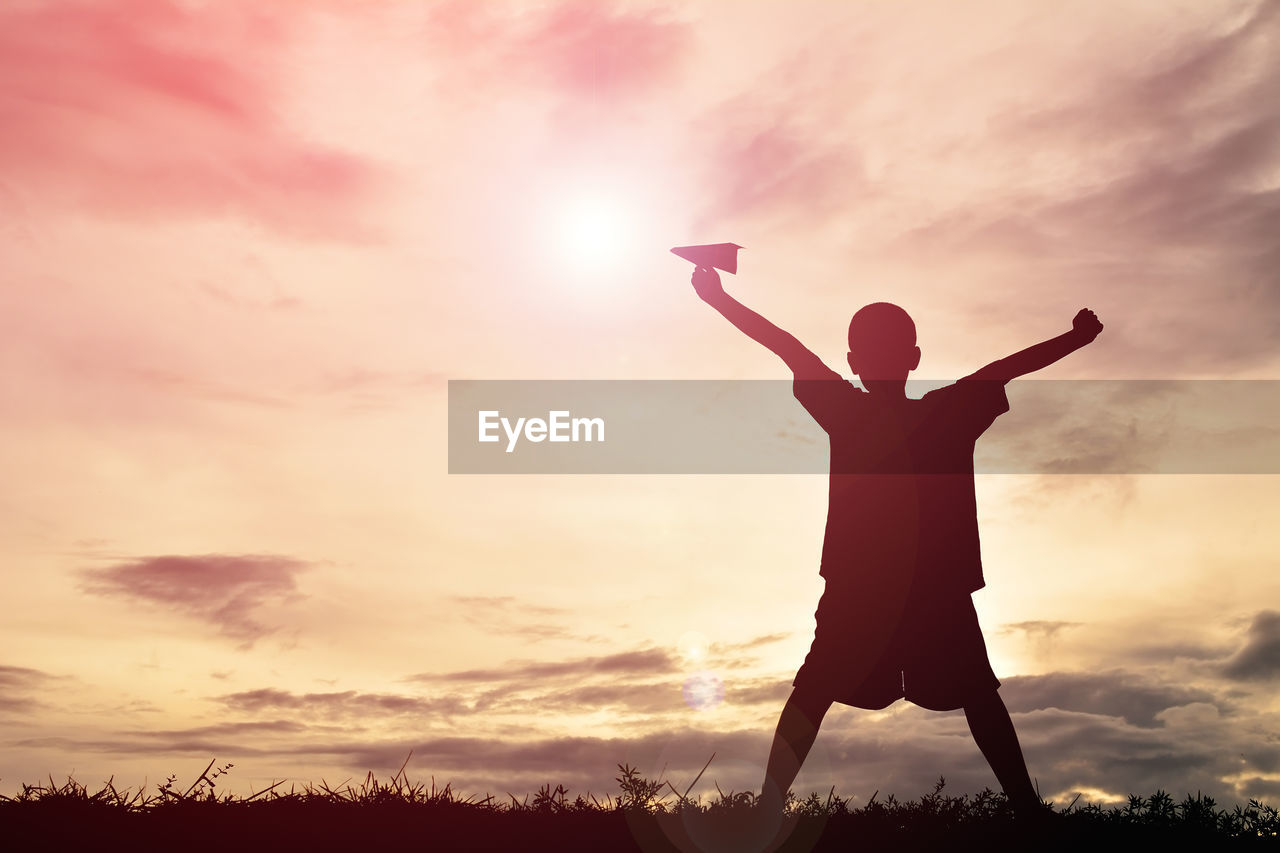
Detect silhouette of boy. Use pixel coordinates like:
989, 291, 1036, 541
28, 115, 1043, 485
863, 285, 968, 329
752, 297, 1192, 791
690, 265, 1103, 818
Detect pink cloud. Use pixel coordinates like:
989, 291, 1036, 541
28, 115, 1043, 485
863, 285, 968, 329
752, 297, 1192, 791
691, 111, 863, 233
506, 2, 689, 98
79, 554, 309, 647
421, 0, 689, 105
0, 0, 377, 238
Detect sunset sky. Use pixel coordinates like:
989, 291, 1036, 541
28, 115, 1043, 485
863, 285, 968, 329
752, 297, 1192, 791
4, 0, 1280, 808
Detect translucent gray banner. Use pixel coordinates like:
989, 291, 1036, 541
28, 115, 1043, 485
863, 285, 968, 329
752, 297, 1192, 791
448, 380, 1280, 474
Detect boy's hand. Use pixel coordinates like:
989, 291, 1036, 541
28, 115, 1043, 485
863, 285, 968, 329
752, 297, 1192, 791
691, 266, 725, 302
1072, 308, 1103, 343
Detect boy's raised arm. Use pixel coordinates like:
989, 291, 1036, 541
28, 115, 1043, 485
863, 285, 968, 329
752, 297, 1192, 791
964, 309, 1104, 383
692, 266, 834, 379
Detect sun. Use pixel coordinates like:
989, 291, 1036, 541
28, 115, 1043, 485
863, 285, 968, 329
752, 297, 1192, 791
677, 630, 709, 664
552, 192, 632, 275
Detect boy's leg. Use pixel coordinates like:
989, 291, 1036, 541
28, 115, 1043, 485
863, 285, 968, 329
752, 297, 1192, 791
761, 686, 833, 813
963, 688, 1040, 811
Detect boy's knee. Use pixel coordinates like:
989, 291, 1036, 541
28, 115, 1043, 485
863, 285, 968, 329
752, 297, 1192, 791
962, 686, 1010, 719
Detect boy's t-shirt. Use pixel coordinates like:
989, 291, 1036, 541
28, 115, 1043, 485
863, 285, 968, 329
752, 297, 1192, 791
793, 368, 1009, 599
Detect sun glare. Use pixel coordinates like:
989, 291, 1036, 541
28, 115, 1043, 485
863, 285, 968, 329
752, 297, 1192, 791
552, 192, 632, 276
677, 630, 709, 664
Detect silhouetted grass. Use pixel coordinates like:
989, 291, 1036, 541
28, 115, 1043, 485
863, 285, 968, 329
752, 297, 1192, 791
2, 755, 1277, 852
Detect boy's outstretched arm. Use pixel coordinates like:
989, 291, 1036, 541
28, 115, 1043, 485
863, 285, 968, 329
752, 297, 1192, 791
692, 266, 833, 379
965, 309, 1104, 383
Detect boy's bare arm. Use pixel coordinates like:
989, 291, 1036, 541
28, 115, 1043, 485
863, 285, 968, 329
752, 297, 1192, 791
692, 266, 833, 378
965, 309, 1103, 383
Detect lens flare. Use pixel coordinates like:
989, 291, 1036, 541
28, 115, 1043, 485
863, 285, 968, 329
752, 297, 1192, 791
682, 670, 724, 711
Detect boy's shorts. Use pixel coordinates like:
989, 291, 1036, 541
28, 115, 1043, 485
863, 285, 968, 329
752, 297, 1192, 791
792, 582, 1000, 712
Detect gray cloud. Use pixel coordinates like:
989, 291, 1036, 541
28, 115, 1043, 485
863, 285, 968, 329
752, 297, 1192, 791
134, 720, 310, 739
1123, 608, 1280, 681
12, 719, 307, 757
19, 670, 1280, 807
724, 677, 793, 709
526, 682, 687, 715
1127, 641, 1238, 664
1001, 671, 1218, 728
1014, 709, 1217, 798
1223, 610, 1280, 680
79, 554, 309, 647
190, 653, 1264, 804
1236, 776, 1280, 800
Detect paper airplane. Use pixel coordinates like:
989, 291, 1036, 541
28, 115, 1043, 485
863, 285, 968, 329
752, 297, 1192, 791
670, 243, 743, 274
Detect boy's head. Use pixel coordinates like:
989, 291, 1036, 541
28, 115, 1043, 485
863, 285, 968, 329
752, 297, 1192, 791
847, 302, 921, 381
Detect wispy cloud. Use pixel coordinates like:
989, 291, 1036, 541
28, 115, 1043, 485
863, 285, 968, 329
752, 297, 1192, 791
0, 665, 60, 714
422, 1, 690, 105
444, 594, 593, 643
79, 554, 309, 647
0, 0, 378, 238
124, 367, 293, 409
408, 648, 677, 684
215, 688, 469, 718
711, 633, 791, 653
895, 2, 1280, 372
14, 719, 307, 756
0, 665, 57, 690
1000, 621, 1082, 641
692, 96, 862, 231
403, 645, 728, 718
676, 1, 1280, 373
308, 368, 448, 411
